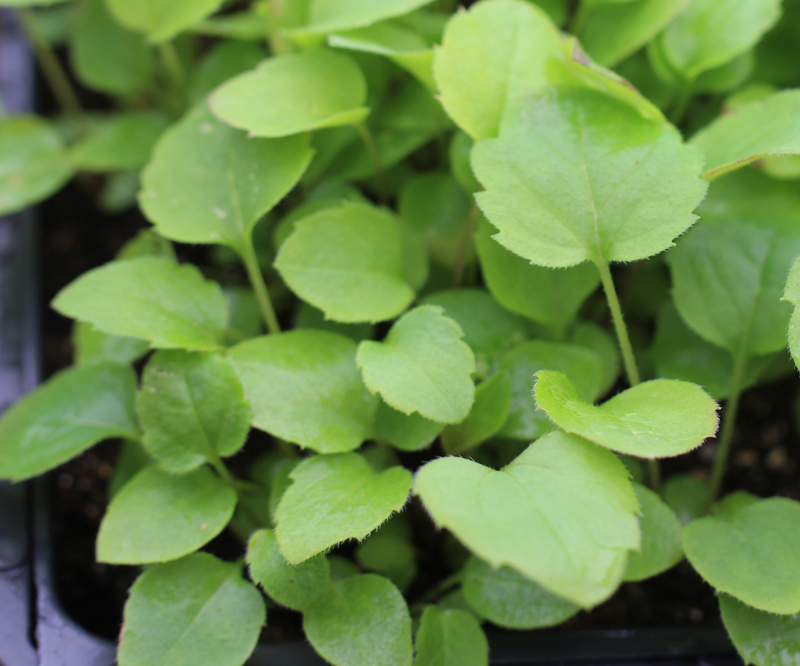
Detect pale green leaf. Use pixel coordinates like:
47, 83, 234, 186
52, 257, 229, 351
376, 401, 443, 452
472, 88, 706, 268
230, 331, 377, 453
304, 574, 413, 666
534, 370, 719, 458
784, 255, 800, 370
140, 105, 312, 252
275, 453, 412, 564
189, 41, 267, 103
136, 351, 251, 474
104, 0, 226, 42
441, 373, 510, 455
210, 50, 369, 138
72, 322, 149, 366
357, 306, 476, 424
118, 553, 265, 666
290, 0, 434, 39
720, 594, 800, 666
414, 606, 488, 666
414, 431, 640, 608
97, 465, 237, 564
462, 557, 579, 629
0, 362, 139, 481
683, 495, 800, 614
275, 203, 415, 323
70, 112, 167, 172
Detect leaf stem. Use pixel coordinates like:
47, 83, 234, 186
356, 122, 388, 205
452, 200, 480, 287
669, 86, 692, 127
16, 8, 83, 117
596, 260, 641, 386
158, 41, 186, 94
240, 239, 281, 335
705, 348, 747, 508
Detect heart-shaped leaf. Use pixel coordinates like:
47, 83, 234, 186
275, 453, 412, 564
357, 306, 475, 424
414, 431, 640, 607
230, 331, 377, 454
719, 594, 800, 666
210, 50, 370, 138
534, 370, 719, 458
683, 495, 800, 614
472, 87, 706, 268
105, 0, 226, 42
414, 606, 488, 666
97, 465, 237, 564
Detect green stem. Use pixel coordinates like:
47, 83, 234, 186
158, 41, 186, 93
705, 348, 747, 508
452, 200, 480, 287
569, 1, 593, 35
241, 240, 281, 335
669, 85, 692, 127
596, 260, 641, 387
16, 8, 83, 117
357, 122, 388, 205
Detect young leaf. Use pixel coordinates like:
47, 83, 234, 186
105, 0, 226, 42
0, 115, 73, 215
498, 341, 605, 441
357, 306, 476, 424
118, 553, 265, 666
462, 557, 579, 629
230, 331, 377, 453
70, 112, 167, 172
355, 518, 417, 591
570, 322, 621, 398
275, 203, 415, 323
683, 495, 800, 614
475, 217, 600, 334
692, 91, 800, 180
140, 105, 312, 253
376, 401, 443, 452
304, 574, 413, 666
534, 370, 719, 458
274, 452, 412, 564
719, 594, 800, 666
784, 255, 800, 369
117, 228, 177, 261
109, 440, 152, 499
414, 431, 640, 608
290, 0, 435, 39
623, 483, 683, 582
189, 41, 267, 103
247, 529, 331, 612
137, 350, 251, 474
72, 0, 153, 94
441, 373, 511, 455
72, 322, 149, 366
0, 362, 139, 481
414, 606, 489, 666
474, 87, 706, 269
663, 473, 708, 526
52, 257, 229, 351
97, 465, 237, 565
210, 50, 369, 138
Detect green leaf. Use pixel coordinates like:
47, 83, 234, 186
462, 557, 579, 629
376, 401, 443, 452
70, 112, 167, 172
570, 321, 621, 398
0, 362, 139, 481
414, 606, 488, 666
137, 350, 251, 474
534, 370, 719, 458
475, 217, 600, 334
414, 431, 639, 607
441, 373, 510, 455
784, 255, 800, 370
668, 171, 800, 358
118, 553, 265, 666
355, 517, 417, 591
304, 574, 412, 666
683, 495, 800, 614
655, 0, 782, 82
449, 131, 481, 194
275, 203, 415, 323
230, 331, 377, 453
498, 341, 605, 441
210, 50, 369, 138
97, 465, 237, 564
720, 594, 800, 666
290, 0, 434, 39
294, 301, 375, 343
623, 483, 683, 582
0, 115, 73, 215
72, 322, 149, 366
472, 87, 707, 268
663, 473, 708, 526
420, 288, 528, 379
105, 0, 226, 42
188, 11, 268, 40
117, 228, 177, 261
0, 0, 69, 5
72, 0, 153, 94
577, 0, 688, 67
52, 257, 229, 351
109, 440, 152, 499
275, 452, 412, 564
140, 105, 312, 253
189, 41, 267, 103
247, 528, 331, 612
692, 91, 800, 180
357, 306, 476, 424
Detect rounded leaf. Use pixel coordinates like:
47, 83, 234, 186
719, 594, 800, 666
414, 605, 489, 666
